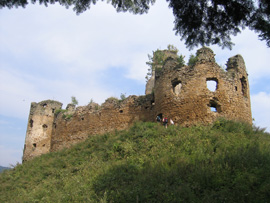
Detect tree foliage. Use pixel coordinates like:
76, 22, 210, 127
145, 46, 186, 82
188, 54, 198, 66
1, 0, 269, 49
177, 55, 185, 67
168, 0, 270, 49
71, 96, 78, 105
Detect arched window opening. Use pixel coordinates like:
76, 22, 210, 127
119, 110, 123, 113
171, 79, 182, 96
43, 103, 47, 108
33, 143, 37, 149
206, 78, 218, 92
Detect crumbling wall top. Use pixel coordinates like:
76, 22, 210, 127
30, 100, 62, 115
226, 54, 246, 72
66, 103, 76, 114
196, 47, 216, 63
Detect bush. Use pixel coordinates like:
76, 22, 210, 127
54, 109, 67, 116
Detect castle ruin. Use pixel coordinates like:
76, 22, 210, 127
23, 47, 252, 161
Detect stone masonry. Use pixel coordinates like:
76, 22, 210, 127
23, 47, 252, 161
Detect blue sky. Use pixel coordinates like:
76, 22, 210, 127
0, 1, 270, 167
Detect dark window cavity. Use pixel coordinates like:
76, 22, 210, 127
29, 119, 34, 128
171, 79, 182, 96
208, 99, 221, 113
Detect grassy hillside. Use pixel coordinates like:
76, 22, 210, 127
1, 119, 270, 202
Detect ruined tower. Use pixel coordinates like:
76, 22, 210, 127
149, 47, 252, 126
23, 100, 62, 161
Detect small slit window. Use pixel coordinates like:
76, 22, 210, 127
206, 78, 218, 92
29, 119, 34, 128
119, 110, 123, 113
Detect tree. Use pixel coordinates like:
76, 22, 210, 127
188, 54, 197, 67
1, 0, 269, 49
167, 44, 178, 53
167, 0, 270, 49
71, 96, 78, 105
178, 55, 185, 67
120, 93, 126, 101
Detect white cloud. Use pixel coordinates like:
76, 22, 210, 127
251, 92, 270, 132
0, 69, 42, 119
211, 30, 270, 84
0, 66, 112, 119
0, 145, 22, 167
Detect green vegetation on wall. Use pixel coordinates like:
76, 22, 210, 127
145, 45, 186, 82
71, 96, 78, 106
188, 54, 198, 66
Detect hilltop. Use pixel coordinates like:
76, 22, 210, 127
1, 119, 270, 202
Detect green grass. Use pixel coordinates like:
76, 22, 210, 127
1, 119, 270, 202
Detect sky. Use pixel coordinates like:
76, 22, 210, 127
0, 1, 270, 167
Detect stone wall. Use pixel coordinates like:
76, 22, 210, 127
50, 95, 155, 152
23, 47, 252, 161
